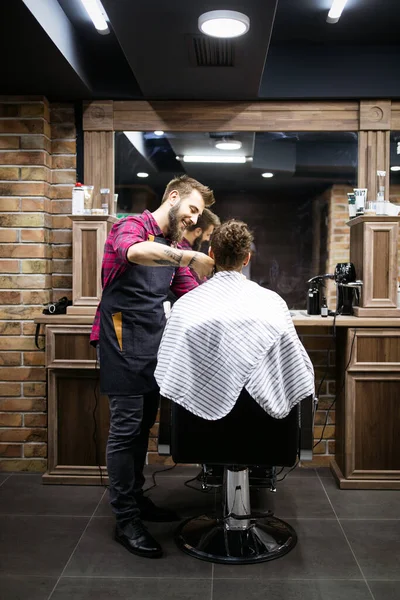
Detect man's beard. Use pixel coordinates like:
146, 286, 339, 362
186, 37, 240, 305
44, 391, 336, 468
167, 202, 183, 243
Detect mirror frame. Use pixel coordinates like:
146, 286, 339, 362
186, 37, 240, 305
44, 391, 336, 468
82, 99, 400, 208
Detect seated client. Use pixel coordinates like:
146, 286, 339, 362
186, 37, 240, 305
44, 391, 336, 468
155, 220, 315, 420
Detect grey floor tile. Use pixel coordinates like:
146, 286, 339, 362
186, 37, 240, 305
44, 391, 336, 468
0, 575, 57, 600
52, 577, 211, 600
321, 477, 400, 519
0, 515, 89, 576
65, 517, 212, 578
316, 467, 335, 479
0, 474, 104, 516
213, 579, 372, 600
251, 477, 335, 519
368, 581, 400, 600
287, 467, 317, 478
95, 476, 216, 518
0, 473, 12, 486
341, 520, 400, 580
144, 465, 202, 478
213, 519, 361, 580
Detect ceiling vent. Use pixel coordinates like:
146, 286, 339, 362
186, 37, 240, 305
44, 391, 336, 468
187, 35, 235, 67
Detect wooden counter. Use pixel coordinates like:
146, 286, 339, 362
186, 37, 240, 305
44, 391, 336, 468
36, 313, 400, 488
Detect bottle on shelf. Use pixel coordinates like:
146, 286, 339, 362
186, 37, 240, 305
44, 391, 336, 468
320, 296, 329, 317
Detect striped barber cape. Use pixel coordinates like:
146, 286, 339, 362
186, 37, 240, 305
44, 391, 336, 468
155, 271, 315, 420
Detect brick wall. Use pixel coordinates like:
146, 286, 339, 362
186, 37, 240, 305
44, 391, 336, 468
0, 96, 75, 471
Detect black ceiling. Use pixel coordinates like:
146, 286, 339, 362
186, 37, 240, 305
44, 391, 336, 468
1, 0, 400, 100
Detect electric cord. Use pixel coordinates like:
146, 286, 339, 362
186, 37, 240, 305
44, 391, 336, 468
313, 327, 357, 450
142, 463, 178, 493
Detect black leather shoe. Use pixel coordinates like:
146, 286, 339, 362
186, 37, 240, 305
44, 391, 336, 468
137, 495, 180, 522
115, 519, 163, 558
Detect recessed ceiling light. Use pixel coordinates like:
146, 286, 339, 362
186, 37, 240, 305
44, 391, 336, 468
178, 155, 247, 164
261, 172, 274, 178
326, 0, 348, 24
390, 166, 400, 172
81, 0, 109, 34
215, 140, 242, 151
137, 172, 149, 178
198, 10, 250, 38
154, 131, 164, 136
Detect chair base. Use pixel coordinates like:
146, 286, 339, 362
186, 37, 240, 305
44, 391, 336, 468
175, 514, 297, 565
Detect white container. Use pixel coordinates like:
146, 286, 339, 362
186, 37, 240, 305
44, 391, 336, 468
72, 184, 85, 215
397, 284, 400, 309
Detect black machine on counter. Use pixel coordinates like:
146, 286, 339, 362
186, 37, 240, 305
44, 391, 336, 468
306, 262, 363, 316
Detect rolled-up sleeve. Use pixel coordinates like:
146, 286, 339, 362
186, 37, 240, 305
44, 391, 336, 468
112, 217, 147, 263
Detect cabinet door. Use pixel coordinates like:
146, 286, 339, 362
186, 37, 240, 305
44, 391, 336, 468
46, 325, 96, 368
345, 372, 400, 479
348, 328, 400, 372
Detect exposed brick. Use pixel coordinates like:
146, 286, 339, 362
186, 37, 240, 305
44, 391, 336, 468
314, 425, 335, 440
0, 428, 46, 442
23, 352, 45, 366
20, 198, 46, 212
0, 458, 47, 472
20, 229, 49, 243
312, 441, 327, 454
0, 167, 19, 180
52, 259, 72, 274
0, 367, 46, 381
50, 230, 72, 244
51, 200, 72, 213
51, 123, 75, 138
307, 456, 332, 467
22, 322, 38, 335
0, 274, 52, 289
20, 136, 51, 152
0, 353, 21, 366
22, 290, 51, 304
51, 140, 76, 154
52, 245, 72, 259
0, 105, 19, 117
0, 260, 20, 273
52, 275, 72, 289
0, 150, 48, 165
147, 454, 174, 466
0, 413, 23, 426
0, 337, 36, 351
0, 182, 49, 197
23, 382, 46, 397
317, 396, 336, 410
0, 322, 21, 335
150, 423, 159, 437
24, 413, 47, 427
50, 185, 73, 200
0, 230, 18, 242
0, 118, 46, 135
0, 398, 46, 411
0, 291, 21, 306
328, 441, 335, 454
147, 438, 158, 452
302, 337, 333, 351
51, 170, 76, 184
21, 260, 51, 274
20, 167, 49, 181
52, 215, 72, 229
0, 383, 21, 396
19, 103, 49, 118
0, 198, 21, 211
0, 136, 19, 149
0, 444, 22, 457
50, 107, 75, 123
52, 155, 76, 169
0, 305, 43, 320
24, 443, 47, 458
0, 214, 47, 228
0, 244, 51, 258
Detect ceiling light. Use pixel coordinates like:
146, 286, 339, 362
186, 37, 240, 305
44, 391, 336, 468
198, 10, 250, 38
137, 172, 149, 178
261, 172, 274, 178
179, 155, 247, 164
215, 140, 242, 151
390, 166, 400, 172
154, 131, 164, 136
326, 0, 349, 24
81, 0, 109, 34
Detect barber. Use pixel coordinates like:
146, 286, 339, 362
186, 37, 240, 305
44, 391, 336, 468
179, 208, 220, 284
90, 175, 215, 559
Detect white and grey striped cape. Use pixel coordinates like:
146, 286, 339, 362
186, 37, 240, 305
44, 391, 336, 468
155, 271, 315, 420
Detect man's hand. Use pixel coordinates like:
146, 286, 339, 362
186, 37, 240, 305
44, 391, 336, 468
188, 253, 214, 279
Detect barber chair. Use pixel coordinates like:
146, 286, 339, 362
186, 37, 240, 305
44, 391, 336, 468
158, 390, 315, 565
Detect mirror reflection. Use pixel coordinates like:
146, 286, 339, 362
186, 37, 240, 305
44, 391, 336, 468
115, 131, 358, 308
390, 131, 400, 203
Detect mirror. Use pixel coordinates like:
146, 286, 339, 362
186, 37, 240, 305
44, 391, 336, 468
390, 131, 400, 202
115, 130, 358, 309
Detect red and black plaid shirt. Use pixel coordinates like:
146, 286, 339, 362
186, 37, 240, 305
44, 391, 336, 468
90, 210, 198, 344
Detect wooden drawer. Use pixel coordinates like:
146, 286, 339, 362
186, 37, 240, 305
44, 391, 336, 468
45, 325, 96, 368
347, 328, 400, 371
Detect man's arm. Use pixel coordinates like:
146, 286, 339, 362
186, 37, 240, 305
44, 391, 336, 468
127, 241, 214, 278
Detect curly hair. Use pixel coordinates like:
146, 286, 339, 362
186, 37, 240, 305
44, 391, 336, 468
211, 219, 253, 270
161, 175, 215, 207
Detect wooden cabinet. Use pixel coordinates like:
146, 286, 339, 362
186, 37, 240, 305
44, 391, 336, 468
332, 328, 400, 489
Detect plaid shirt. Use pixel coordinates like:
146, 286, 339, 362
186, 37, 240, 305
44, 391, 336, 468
90, 211, 198, 344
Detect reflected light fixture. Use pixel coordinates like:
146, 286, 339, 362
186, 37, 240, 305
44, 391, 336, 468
154, 130, 164, 136
198, 10, 250, 38
178, 155, 247, 164
215, 139, 242, 151
136, 172, 149, 178
390, 166, 400, 172
81, 0, 110, 34
326, 0, 349, 24
261, 172, 274, 178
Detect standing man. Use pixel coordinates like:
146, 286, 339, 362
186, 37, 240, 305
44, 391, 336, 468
179, 208, 220, 284
90, 175, 215, 559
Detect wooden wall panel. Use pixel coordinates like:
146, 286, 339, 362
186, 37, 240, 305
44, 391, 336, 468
83, 131, 114, 209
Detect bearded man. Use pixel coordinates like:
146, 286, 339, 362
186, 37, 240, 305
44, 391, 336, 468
90, 175, 215, 559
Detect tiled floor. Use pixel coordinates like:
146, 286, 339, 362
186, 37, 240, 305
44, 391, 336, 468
0, 467, 399, 599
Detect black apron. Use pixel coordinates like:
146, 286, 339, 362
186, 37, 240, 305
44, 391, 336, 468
99, 236, 175, 396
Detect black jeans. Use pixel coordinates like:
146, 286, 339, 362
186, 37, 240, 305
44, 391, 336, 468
106, 391, 159, 525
